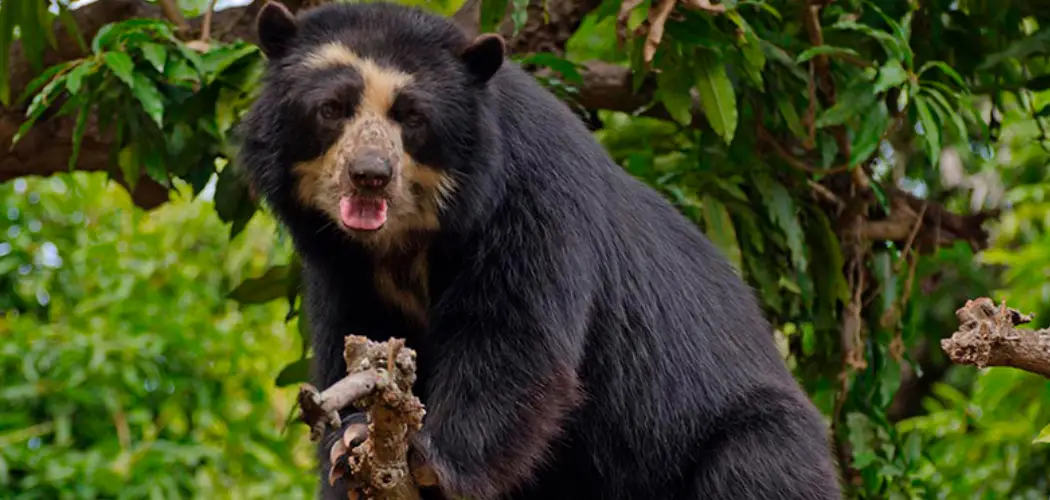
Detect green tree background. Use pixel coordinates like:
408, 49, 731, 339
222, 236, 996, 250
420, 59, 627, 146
2, 0, 1049, 498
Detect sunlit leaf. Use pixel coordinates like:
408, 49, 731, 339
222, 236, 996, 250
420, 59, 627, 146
874, 59, 909, 94
849, 101, 889, 167
140, 43, 168, 73
657, 62, 695, 127
130, 72, 165, 127
65, 60, 98, 95
1034, 424, 1050, 445
695, 51, 737, 144
917, 60, 967, 89
700, 195, 742, 272
16, 61, 72, 105
913, 96, 941, 166
102, 52, 137, 89
753, 173, 807, 275
796, 45, 861, 64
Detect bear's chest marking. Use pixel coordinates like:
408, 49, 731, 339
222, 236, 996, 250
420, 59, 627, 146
372, 247, 430, 329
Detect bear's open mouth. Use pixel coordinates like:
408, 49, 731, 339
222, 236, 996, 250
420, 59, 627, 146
339, 195, 388, 231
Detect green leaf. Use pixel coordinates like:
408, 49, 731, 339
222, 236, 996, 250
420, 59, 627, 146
215, 86, 243, 138
695, 52, 738, 144
517, 53, 583, 84
509, 0, 529, 36
18, 0, 46, 72
479, 0, 508, 34
65, 59, 98, 95
0, 0, 21, 105
913, 96, 941, 165
12, 71, 69, 146
1034, 424, 1050, 445
165, 58, 201, 87
92, 18, 174, 53
275, 357, 311, 387
200, 43, 260, 82
917, 60, 967, 89
776, 95, 807, 141
229, 265, 292, 305
657, 63, 695, 127
795, 45, 861, 64
874, 59, 909, 94
57, 6, 87, 53
920, 86, 967, 143
117, 144, 141, 191
69, 99, 92, 171
700, 195, 742, 272
830, 20, 905, 61
91, 23, 118, 54
102, 51, 137, 89
214, 163, 253, 228
16, 61, 71, 105
753, 173, 807, 275
130, 72, 165, 127
140, 42, 168, 73
849, 101, 889, 167
816, 78, 876, 128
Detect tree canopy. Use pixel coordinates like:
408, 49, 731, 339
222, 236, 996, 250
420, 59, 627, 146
2, 0, 1050, 498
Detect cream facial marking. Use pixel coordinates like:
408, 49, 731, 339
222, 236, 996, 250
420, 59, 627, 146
302, 42, 411, 114
289, 41, 458, 256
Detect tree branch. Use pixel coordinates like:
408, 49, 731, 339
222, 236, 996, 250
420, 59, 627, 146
942, 298, 1050, 379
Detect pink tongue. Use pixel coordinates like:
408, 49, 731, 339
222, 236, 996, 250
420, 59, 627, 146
339, 196, 388, 230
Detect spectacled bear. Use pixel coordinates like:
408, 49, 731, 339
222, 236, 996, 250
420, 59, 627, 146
238, 2, 843, 499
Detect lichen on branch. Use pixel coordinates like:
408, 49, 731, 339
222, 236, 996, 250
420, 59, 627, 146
297, 336, 428, 500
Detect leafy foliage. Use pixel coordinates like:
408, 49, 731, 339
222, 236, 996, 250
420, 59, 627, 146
0, 174, 311, 498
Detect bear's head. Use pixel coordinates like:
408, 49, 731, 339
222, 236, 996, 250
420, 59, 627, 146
239, 1, 505, 252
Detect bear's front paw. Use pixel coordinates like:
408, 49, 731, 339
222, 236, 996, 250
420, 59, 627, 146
326, 414, 369, 488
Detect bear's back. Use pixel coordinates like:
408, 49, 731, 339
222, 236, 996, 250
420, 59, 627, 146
476, 61, 806, 498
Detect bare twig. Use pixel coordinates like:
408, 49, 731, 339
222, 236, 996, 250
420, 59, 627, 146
185, 0, 220, 51
298, 369, 380, 441
617, 0, 725, 63
157, 0, 190, 31
200, 0, 219, 42
942, 298, 1050, 379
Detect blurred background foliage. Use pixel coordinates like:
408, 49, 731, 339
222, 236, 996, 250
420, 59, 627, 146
1, 0, 1049, 498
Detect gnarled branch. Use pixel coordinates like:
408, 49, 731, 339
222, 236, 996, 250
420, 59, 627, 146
942, 298, 1050, 379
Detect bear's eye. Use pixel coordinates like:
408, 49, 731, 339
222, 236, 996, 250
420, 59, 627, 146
400, 109, 425, 129
318, 100, 342, 121
391, 94, 427, 129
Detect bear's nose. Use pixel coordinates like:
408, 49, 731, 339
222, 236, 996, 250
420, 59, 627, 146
348, 151, 393, 189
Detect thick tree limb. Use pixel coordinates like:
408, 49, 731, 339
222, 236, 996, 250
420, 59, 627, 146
941, 298, 1050, 379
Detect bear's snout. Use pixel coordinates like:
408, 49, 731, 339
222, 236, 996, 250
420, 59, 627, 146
347, 149, 395, 191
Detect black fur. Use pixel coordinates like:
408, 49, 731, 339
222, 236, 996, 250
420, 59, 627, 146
238, 2, 843, 499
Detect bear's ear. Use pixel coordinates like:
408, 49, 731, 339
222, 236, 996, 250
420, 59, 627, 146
461, 34, 505, 83
257, 1, 298, 59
